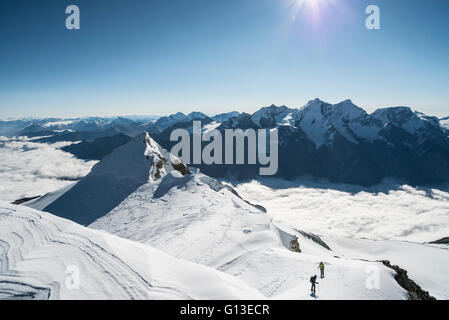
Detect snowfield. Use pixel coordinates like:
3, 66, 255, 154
0, 198, 410, 300
325, 236, 449, 300
0, 201, 264, 300
89, 170, 408, 299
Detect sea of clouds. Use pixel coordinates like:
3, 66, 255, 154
229, 177, 449, 243
0, 137, 97, 202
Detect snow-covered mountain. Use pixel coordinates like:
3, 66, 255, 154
440, 116, 449, 130
212, 111, 240, 123
292, 99, 366, 146
22, 133, 440, 300
153, 112, 187, 131
40, 133, 155, 225
154, 112, 210, 132
222, 98, 443, 148
154, 99, 449, 186
251, 105, 294, 128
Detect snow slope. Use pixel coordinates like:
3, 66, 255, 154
25, 182, 76, 211
90, 176, 406, 300
0, 201, 264, 300
90, 171, 281, 268
88, 137, 407, 300
326, 236, 449, 300
39, 133, 192, 226
293, 99, 336, 148
42, 133, 152, 225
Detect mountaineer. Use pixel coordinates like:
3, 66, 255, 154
310, 275, 318, 296
319, 262, 325, 278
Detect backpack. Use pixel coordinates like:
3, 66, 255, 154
310, 276, 314, 283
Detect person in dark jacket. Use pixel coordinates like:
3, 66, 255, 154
310, 275, 318, 294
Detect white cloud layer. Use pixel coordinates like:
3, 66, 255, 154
229, 178, 449, 243
0, 137, 97, 202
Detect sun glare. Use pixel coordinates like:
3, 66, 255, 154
305, 0, 326, 7
291, 0, 335, 21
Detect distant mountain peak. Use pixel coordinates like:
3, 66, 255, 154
169, 112, 186, 120
305, 98, 327, 106
326, 99, 366, 119
370, 106, 442, 134
212, 111, 240, 122
372, 106, 413, 118
185, 111, 209, 120
251, 104, 294, 128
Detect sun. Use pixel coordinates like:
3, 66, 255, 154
295, 0, 335, 14
289, 0, 337, 23
293, 0, 329, 11
288, 0, 337, 26
304, 0, 327, 7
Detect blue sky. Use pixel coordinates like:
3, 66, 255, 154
1, 0, 448, 118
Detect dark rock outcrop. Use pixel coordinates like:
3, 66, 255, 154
380, 260, 436, 300
172, 161, 190, 176
289, 236, 301, 253
429, 237, 449, 245
296, 230, 331, 251
11, 196, 41, 205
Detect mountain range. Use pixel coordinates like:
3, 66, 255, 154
2, 98, 449, 186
